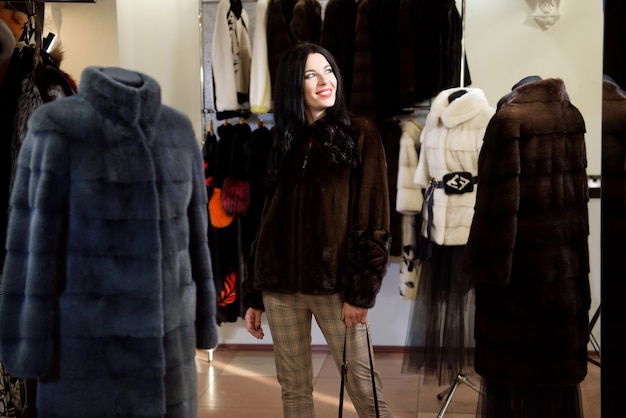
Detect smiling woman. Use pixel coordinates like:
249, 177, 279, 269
302, 53, 337, 123
242, 42, 394, 417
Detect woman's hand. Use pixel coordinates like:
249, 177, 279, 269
245, 308, 265, 339
341, 302, 368, 327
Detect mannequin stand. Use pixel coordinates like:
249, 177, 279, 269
436, 371, 482, 418
588, 304, 600, 367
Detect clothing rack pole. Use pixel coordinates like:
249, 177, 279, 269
459, 0, 466, 87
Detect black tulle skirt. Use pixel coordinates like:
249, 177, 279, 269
402, 240, 475, 386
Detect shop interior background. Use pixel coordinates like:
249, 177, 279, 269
39, 0, 602, 350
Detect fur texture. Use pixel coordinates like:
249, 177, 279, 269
463, 78, 590, 388
243, 117, 390, 310
414, 87, 495, 246
221, 177, 251, 215
209, 187, 235, 227
0, 66, 218, 417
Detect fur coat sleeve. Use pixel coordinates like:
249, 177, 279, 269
250, 0, 272, 114
212, 0, 252, 112
396, 119, 423, 214
346, 118, 391, 308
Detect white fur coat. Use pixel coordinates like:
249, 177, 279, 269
414, 87, 494, 246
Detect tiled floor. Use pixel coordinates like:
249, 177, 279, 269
195, 348, 600, 417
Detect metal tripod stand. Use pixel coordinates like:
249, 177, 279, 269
588, 303, 601, 367
435, 371, 482, 418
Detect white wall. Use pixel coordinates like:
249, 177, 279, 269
47, 0, 203, 142
44, 0, 603, 348
463, 0, 603, 175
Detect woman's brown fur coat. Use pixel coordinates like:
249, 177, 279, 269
244, 117, 391, 310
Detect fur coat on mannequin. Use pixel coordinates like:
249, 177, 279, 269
463, 77, 590, 417
0, 66, 218, 418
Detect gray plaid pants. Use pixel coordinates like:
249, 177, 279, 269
263, 291, 394, 418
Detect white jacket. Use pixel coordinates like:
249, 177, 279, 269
414, 87, 494, 245
250, 0, 272, 114
212, 0, 252, 112
396, 119, 424, 215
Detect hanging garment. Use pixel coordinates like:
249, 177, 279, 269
463, 77, 590, 418
320, 0, 357, 106
395, 119, 424, 300
212, 0, 252, 115
206, 122, 264, 324
1, 43, 76, 269
378, 119, 402, 256
402, 87, 494, 385
0, 21, 77, 417
349, 0, 376, 120
0, 67, 218, 418
250, 0, 272, 114
266, 0, 321, 88
398, 0, 471, 103
396, 119, 424, 215
370, 0, 406, 119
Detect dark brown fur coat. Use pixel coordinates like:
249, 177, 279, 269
463, 78, 591, 387
244, 117, 390, 310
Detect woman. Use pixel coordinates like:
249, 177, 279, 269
243, 43, 394, 417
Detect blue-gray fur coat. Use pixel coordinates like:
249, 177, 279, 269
0, 66, 218, 417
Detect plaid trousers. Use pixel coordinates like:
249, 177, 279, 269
263, 291, 394, 418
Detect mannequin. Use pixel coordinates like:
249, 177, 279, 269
101, 67, 143, 87
464, 77, 589, 418
403, 87, 494, 385
0, 66, 218, 417
448, 89, 467, 103
511, 75, 542, 89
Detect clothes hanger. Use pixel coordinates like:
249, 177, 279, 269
17, 4, 37, 46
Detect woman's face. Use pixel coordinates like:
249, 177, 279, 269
302, 52, 337, 124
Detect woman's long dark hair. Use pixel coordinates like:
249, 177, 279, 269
268, 43, 356, 187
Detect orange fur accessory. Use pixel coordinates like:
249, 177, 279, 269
208, 188, 234, 228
